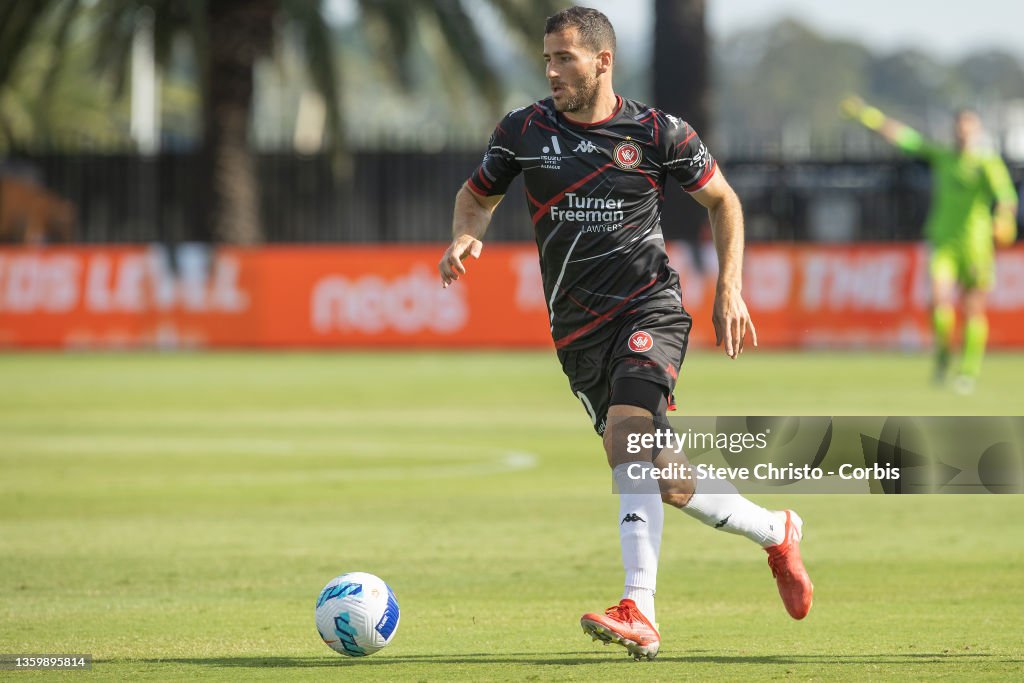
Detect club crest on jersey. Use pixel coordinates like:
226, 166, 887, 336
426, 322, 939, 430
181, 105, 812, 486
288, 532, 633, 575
628, 331, 654, 353
613, 141, 643, 170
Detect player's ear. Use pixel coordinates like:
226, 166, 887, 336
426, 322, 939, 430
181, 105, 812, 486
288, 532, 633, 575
596, 49, 613, 75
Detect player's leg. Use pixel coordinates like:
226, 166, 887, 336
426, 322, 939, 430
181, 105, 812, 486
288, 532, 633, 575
560, 346, 662, 659
957, 286, 988, 393
575, 391, 664, 660
659, 452, 813, 619
929, 247, 958, 383
956, 247, 994, 392
604, 381, 668, 626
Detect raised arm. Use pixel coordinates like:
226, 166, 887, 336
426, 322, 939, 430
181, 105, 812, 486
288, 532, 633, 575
439, 185, 503, 288
841, 95, 932, 158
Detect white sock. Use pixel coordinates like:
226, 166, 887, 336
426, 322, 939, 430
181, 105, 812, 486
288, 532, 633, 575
680, 477, 785, 547
613, 462, 663, 624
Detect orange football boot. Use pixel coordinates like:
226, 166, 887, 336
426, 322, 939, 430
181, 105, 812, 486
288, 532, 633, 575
580, 598, 660, 660
764, 509, 814, 619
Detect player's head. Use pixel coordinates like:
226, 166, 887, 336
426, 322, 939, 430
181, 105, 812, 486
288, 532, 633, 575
954, 108, 982, 151
543, 7, 616, 114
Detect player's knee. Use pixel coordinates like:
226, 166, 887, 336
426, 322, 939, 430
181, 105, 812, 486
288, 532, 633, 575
660, 480, 695, 508
931, 279, 955, 306
604, 379, 670, 468
963, 290, 987, 317
603, 403, 656, 468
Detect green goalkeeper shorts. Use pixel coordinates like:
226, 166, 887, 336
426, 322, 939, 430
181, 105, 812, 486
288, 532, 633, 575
929, 242, 994, 291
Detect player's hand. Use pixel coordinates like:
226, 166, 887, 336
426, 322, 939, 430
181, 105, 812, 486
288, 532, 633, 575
994, 218, 1016, 247
713, 287, 758, 359
439, 234, 484, 288
994, 207, 1017, 247
840, 95, 865, 119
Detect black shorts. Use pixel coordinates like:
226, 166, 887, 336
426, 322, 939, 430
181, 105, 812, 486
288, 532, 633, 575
557, 305, 692, 436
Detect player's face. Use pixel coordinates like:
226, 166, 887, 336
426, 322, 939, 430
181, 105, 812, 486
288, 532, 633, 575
543, 29, 601, 114
954, 112, 981, 150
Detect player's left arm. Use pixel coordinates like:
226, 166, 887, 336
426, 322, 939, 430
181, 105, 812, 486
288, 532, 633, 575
691, 171, 758, 359
984, 156, 1019, 246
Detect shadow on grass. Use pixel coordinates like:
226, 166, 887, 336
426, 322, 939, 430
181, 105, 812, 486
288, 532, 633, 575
125, 651, 1019, 668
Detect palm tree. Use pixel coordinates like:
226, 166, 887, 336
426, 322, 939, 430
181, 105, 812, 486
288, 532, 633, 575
0, 0, 560, 244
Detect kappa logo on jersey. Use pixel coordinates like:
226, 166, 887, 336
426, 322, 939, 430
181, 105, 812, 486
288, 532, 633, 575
613, 141, 643, 170
628, 331, 654, 353
573, 140, 600, 154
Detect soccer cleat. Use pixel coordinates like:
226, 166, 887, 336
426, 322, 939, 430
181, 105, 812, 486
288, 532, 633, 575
953, 374, 976, 395
764, 510, 814, 620
580, 599, 660, 660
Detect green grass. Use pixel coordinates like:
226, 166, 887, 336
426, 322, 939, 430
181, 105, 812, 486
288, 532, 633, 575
1, 351, 1023, 681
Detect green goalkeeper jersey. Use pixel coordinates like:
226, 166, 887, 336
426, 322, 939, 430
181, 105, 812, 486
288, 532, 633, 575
895, 128, 1018, 250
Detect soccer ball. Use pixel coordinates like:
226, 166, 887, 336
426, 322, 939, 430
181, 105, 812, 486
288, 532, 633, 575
315, 572, 400, 657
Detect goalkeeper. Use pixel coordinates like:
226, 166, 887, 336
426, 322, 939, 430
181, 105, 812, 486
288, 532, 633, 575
843, 97, 1018, 392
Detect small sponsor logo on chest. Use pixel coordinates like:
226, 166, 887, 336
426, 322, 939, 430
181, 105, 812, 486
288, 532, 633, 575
541, 136, 562, 169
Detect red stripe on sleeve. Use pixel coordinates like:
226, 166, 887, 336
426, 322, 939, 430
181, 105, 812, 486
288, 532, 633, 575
675, 129, 697, 149
684, 160, 718, 193
477, 168, 493, 189
466, 178, 488, 196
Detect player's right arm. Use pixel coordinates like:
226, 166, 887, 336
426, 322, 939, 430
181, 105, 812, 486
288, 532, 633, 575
439, 110, 523, 288
439, 187, 503, 288
841, 95, 935, 159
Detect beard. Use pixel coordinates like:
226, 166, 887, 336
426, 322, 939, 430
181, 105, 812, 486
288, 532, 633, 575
556, 73, 600, 113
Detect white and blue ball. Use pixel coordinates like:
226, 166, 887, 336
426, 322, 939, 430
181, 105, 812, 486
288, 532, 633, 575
315, 572, 400, 657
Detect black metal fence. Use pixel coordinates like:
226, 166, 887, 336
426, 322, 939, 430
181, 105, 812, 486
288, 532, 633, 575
6, 152, 1023, 244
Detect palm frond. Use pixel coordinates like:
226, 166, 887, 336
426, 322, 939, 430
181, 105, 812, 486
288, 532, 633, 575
39, 0, 83, 109
281, 0, 348, 165
356, 0, 417, 89
431, 0, 502, 112
488, 0, 562, 52
0, 0, 56, 88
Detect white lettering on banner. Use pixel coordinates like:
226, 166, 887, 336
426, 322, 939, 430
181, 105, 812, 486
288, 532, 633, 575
166, 245, 249, 313
85, 254, 113, 311
118, 255, 147, 312
801, 253, 906, 311
0, 254, 79, 313
0, 248, 248, 314
310, 265, 467, 335
745, 252, 791, 311
511, 253, 545, 311
992, 253, 1024, 309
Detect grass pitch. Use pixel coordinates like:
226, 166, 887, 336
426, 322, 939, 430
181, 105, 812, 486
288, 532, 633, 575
1, 350, 1023, 681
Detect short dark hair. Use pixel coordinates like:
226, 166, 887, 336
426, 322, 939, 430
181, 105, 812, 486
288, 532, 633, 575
544, 6, 616, 54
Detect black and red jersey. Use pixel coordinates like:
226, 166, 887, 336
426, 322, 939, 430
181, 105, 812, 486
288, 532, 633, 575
467, 95, 717, 350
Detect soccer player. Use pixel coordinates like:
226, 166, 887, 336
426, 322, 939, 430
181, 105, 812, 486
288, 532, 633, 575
843, 97, 1019, 393
438, 6, 813, 660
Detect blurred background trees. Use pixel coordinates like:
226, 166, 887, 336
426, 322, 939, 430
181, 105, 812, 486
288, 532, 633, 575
2, 0, 1024, 244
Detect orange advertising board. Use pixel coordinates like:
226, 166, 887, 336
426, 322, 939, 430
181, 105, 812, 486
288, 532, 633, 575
2, 243, 1024, 349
